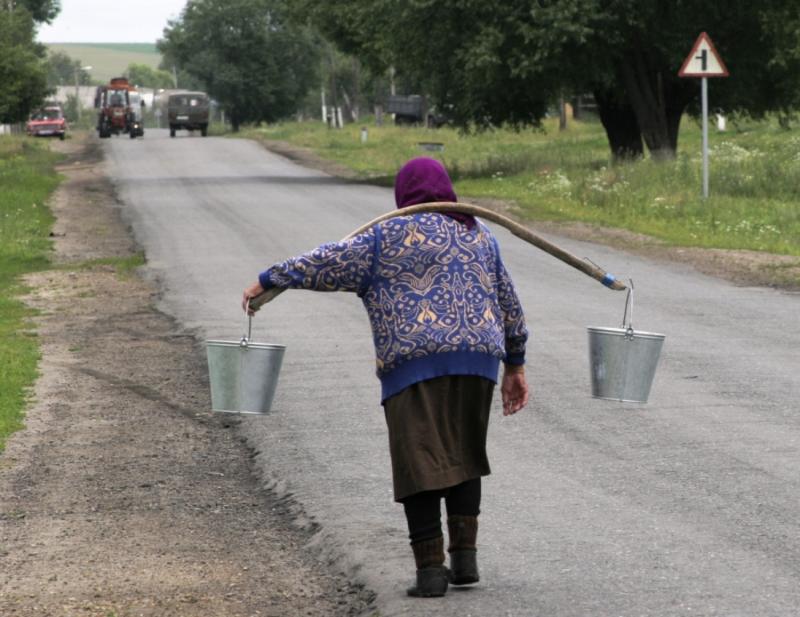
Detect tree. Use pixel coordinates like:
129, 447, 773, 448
523, 2, 800, 159
124, 63, 174, 89
154, 58, 205, 93
62, 93, 79, 122
0, 7, 49, 123
290, 1, 800, 161
14, 0, 59, 24
158, 0, 320, 131
45, 50, 91, 87
318, 44, 376, 122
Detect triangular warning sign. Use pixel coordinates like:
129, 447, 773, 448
679, 32, 729, 78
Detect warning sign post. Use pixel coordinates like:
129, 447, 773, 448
679, 32, 729, 198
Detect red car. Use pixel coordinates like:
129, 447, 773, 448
26, 106, 67, 140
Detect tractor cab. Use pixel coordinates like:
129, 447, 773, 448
96, 78, 143, 138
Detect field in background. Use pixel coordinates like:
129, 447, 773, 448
45, 43, 162, 83
244, 116, 800, 257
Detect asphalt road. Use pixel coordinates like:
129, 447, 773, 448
105, 129, 800, 617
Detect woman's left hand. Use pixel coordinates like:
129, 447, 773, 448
501, 365, 529, 416
242, 281, 265, 315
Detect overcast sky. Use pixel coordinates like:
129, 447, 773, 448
38, 0, 189, 43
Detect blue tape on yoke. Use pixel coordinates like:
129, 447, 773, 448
601, 273, 616, 287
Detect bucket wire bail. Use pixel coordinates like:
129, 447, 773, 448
241, 299, 252, 347
622, 279, 635, 338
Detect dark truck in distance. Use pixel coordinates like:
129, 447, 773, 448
168, 91, 210, 137
386, 94, 426, 125
386, 94, 450, 128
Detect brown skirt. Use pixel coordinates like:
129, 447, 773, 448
383, 375, 494, 502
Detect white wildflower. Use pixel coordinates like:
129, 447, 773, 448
709, 141, 763, 162
528, 170, 572, 197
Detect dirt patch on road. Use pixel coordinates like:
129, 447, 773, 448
0, 135, 374, 616
257, 138, 800, 292
254, 139, 362, 181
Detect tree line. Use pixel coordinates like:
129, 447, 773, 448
5, 0, 800, 162
158, 0, 800, 160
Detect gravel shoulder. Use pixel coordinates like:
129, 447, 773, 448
259, 138, 800, 292
0, 134, 374, 617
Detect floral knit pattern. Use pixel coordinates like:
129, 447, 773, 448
259, 213, 527, 382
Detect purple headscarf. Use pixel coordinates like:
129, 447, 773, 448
394, 157, 476, 229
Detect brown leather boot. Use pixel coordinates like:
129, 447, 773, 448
447, 515, 479, 585
407, 536, 448, 597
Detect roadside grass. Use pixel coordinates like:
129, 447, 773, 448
242, 115, 800, 257
0, 137, 61, 451
55, 253, 147, 279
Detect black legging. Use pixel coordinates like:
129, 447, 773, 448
401, 478, 481, 544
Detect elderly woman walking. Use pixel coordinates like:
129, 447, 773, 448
243, 157, 529, 598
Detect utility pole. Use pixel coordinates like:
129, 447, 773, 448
328, 47, 339, 128
74, 66, 80, 120
74, 64, 92, 121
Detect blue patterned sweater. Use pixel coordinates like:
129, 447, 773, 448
259, 213, 528, 402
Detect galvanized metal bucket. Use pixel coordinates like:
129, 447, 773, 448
205, 315, 285, 414
587, 282, 665, 403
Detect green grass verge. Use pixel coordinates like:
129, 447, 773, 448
57, 253, 146, 278
0, 137, 62, 451
242, 115, 800, 256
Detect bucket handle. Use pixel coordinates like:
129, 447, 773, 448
622, 279, 635, 338
241, 300, 253, 347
